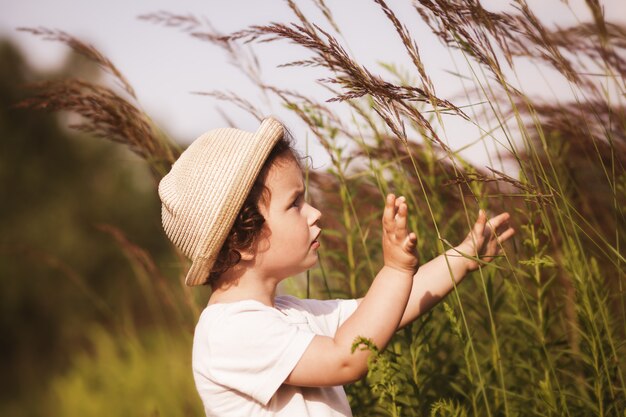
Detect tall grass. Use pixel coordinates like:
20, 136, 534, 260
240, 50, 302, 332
19, 0, 625, 416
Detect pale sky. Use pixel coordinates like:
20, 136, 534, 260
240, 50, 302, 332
1, 0, 624, 170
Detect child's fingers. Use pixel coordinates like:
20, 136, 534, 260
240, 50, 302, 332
472, 209, 487, 238
486, 212, 510, 234
383, 194, 397, 233
496, 227, 516, 244
394, 202, 409, 240
394, 196, 407, 231
384, 194, 415, 245
494, 217, 512, 238
405, 232, 417, 249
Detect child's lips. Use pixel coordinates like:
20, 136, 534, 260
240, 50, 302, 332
311, 230, 321, 247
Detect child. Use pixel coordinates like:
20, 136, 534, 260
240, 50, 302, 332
158, 117, 515, 416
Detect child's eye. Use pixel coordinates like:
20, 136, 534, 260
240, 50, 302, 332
291, 195, 303, 209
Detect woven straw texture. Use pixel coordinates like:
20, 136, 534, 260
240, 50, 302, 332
158, 117, 284, 286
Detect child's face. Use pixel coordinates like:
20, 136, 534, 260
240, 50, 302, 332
253, 156, 322, 280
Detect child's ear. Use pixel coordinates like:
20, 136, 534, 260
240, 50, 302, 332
239, 248, 255, 261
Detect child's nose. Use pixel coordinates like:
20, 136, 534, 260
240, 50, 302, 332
307, 203, 322, 225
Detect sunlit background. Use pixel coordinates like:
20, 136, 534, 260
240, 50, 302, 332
1, 1, 625, 416
3, 0, 623, 165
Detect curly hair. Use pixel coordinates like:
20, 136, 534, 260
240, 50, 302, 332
206, 131, 299, 285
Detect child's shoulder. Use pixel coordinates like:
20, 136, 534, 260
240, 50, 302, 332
197, 296, 313, 325
195, 299, 290, 343
195, 296, 357, 331
200, 299, 276, 321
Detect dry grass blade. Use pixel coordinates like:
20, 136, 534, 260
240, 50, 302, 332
227, 20, 464, 149
262, 84, 344, 154
442, 166, 542, 195
373, 0, 435, 97
139, 11, 265, 88
512, 1, 583, 84
95, 224, 160, 277
548, 22, 626, 81
15, 78, 179, 178
286, 0, 318, 34
94, 224, 182, 320
16, 27, 181, 178
18, 27, 138, 99
310, 0, 341, 34
415, 0, 509, 74
137, 11, 203, 32
414, 0, 586, 86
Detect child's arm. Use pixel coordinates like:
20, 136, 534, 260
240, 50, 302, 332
285, 194, 418, 387
397, 210, 515, 328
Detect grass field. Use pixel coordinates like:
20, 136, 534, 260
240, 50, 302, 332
11, 1, 625, 416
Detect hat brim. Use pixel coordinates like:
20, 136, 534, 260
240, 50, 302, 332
185, 256, 214, 286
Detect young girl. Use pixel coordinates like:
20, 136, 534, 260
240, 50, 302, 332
158, 117, 515, 416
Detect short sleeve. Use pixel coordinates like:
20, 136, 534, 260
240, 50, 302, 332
206, 303, 315, 405
276, 296, 359, 337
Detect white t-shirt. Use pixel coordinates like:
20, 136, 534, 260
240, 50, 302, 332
192, 295, 359, 417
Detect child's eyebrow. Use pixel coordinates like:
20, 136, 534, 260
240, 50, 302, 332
287, 188, 305, 202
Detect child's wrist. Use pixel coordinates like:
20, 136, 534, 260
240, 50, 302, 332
451, 244, 474, 273
382, 263, 417, 277
446, 242, 473, 273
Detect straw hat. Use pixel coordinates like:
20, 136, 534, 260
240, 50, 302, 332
158, 117, 285, 286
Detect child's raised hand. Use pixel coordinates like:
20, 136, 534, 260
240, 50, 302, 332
457, 210, 515, 272
382, 194, 419, 274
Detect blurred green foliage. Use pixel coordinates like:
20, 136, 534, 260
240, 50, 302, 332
47, 326, 201, 417
0, 39, 202, 416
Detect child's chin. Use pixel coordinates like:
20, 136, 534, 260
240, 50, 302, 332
298, 256, 318, 271
305, 257, 319, 270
